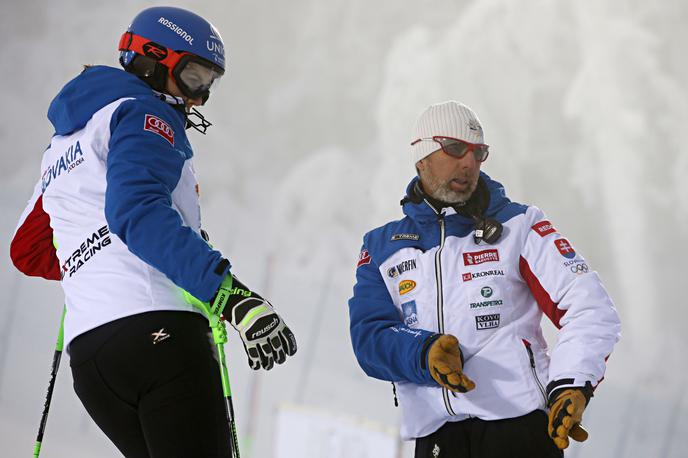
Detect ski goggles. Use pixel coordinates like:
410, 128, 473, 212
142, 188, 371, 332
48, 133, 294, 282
411, 136, 490, 162
119, 32, 224, 100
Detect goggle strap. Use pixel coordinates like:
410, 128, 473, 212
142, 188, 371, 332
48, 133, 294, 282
118, 32, 133, 52
118, 32, 183, 72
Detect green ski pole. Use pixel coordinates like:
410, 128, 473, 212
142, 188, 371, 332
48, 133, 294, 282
33, 306, 66, 457
211, 318, 241, 458
183, 284, 241, 458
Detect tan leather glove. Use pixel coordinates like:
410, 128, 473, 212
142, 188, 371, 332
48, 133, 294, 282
548, 388, 590, 449
428, 334, 475, 393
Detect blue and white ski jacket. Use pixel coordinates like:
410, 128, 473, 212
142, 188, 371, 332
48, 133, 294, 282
349, 174, 621, 440
11, 66, 230, 351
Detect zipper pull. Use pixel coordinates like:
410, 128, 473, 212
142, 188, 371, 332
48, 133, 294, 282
522, 339, 536, 368
391, 382, 399, 407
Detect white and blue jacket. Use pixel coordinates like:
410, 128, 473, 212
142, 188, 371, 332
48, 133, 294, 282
349, 175, 621, 440
11, 66, 230, 351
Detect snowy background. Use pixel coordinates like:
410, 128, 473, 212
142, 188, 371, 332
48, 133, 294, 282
1, 0, 687, 456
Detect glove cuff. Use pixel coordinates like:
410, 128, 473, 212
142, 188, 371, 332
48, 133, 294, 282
210, 274, 234, 317
547, 380, 594, 407
420, 333, 442, 371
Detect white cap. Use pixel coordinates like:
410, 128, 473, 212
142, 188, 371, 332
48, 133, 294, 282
411, 101, 485, 165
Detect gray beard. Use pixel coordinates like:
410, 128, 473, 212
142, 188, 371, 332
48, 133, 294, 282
426, 179, 478, 204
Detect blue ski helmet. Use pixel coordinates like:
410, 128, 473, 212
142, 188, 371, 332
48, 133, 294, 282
119, 6, 226, 100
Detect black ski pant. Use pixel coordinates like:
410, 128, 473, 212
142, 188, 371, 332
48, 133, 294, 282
70, 311, 232, 458
415, 410, 563, 458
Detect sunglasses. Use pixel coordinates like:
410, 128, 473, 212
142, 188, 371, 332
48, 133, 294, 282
411, 136, 489, 162
119, 32, 224, 101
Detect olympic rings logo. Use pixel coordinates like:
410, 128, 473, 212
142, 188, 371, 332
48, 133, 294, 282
570, 263, 589, 274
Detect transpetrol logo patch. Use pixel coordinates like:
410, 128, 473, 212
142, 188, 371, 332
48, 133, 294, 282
554, 238, 576, 259
398, 279, 416, 295
463, 249, 500, 266
144, 114, 175, 146
470, 299, 503, 309
357, 248, 371, 268
532, 220, 557, 237
475, 313, 500, 330
401, 300, 418, 327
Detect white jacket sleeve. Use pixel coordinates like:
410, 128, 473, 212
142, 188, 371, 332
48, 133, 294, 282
519, 206, 621, 397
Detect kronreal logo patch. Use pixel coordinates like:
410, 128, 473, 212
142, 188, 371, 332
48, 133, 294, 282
398, 279, 416, 295
357, 248, 371, 267
463, 249, 500, 266
462, 269, 505, 282
532, 220, 557, 237
144, 114, 174, 146
391, 233, 420, 241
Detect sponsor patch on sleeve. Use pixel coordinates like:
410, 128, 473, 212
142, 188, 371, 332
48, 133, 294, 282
398, 279, 417, 295
144, 114, 175, 146
554, 238, 576, 259
391, 233, 420, 241
357, 248, 371, 268
401, 300, 418, 327
532, 220, 556, 237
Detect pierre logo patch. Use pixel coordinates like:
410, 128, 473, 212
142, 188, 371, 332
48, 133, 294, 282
144, 114, 175, 146
357, 248, 371, 268
463, 249, 500, 266
532, 220, 556, 237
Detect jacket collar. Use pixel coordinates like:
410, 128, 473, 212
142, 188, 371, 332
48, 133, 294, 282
400, 172, 511, 225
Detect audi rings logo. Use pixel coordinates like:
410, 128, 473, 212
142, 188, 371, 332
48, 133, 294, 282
571, 263, 589, 274
144, 114, 175, 146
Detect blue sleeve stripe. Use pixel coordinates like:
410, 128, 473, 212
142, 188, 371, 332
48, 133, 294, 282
349, 254, 436, 385
105, 100, 228, 300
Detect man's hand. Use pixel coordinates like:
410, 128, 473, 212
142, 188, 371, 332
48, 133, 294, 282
428, 334, 475, 393
548, 388, 590, 449
211, 275, 297, 370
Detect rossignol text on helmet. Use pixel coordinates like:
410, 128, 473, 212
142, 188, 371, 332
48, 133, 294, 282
118, 6, 226, 103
